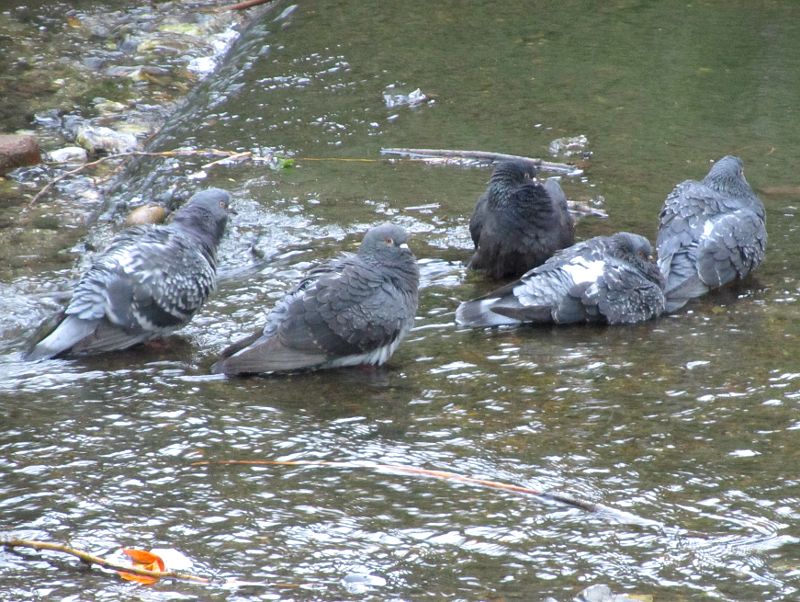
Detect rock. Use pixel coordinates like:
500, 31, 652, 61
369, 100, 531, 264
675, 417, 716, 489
75, 124, 139, 155
0, 134, 41, 175
46, 146, 89, 164
93, 97, 128, 115
125, 204, 168, 226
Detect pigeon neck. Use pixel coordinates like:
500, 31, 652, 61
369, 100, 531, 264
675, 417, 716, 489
362, 250, 419, 292
488, 179, 517, 206
704, 172, 756, 203
172, 211, 224, 260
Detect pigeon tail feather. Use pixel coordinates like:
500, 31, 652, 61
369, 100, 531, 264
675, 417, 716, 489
25, 315, 98, 360
455, 297, 521, 328
212, 334, 327, 375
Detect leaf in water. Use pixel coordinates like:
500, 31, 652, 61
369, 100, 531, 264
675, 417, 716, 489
275, 156, 295, 169
119, 548, 165, 584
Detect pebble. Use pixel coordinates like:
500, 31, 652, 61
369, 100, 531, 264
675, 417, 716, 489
0, 134, 41, 175
125, 204, 168, 226
75, 124, 139, 155
46, 146, 89, 164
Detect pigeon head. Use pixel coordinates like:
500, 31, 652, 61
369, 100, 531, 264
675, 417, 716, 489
486, 160, 542, 211
171, 188, 232, 247
358, 223, 418, 282
489, 160, 537, 188
359, 223, 412, 259
610, 232, 665, 288
702, 155, 755, 199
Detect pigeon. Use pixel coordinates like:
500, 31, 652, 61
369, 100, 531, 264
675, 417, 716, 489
212, 222, 419, 375
468, 160, 575, 279
456, 232, 665, 327
25, 188, 232, 360
657, 155, 766, 312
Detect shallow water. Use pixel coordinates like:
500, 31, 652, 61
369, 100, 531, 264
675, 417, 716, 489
2, 1, 800, 600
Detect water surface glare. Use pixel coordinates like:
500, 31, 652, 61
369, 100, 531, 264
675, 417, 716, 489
2, 1, 800, 600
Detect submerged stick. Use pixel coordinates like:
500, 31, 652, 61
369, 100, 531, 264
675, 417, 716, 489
216, 0, 273, 10
2, 538, 209, 583
380, 147, 583, 176
192, 459, 657, 524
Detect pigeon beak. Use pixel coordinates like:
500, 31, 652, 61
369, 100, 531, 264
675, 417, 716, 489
399, 242, 410, 249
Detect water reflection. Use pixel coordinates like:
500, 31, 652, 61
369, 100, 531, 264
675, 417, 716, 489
4, 0, 800, 600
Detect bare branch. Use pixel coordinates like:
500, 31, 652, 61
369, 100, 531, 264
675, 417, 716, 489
380, 147, 583, 176
2, 538, 209, 583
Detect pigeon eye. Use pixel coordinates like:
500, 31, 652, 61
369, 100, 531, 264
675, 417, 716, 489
385, 237, 394, 246
219, 200, 227, 209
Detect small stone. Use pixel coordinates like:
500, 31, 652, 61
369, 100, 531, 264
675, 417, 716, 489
75, 124, 138, 155
46, 146, 89, 164
125, 204, 168, 226
93, 97, 127, 115
0, 134, 41, 175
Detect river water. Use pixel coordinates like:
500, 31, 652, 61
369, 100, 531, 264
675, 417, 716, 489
2, 1, 800, 600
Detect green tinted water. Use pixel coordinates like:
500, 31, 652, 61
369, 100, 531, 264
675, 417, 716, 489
2, 1, 800, 600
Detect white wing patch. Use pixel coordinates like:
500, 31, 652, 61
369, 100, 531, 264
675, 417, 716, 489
702, 219, 715, 238
561, 258, 605, 285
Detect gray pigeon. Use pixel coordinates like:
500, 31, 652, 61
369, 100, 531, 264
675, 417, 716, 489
211, 223, 419, 375
25, 188, 232, 360
468, 160, 575, 280
657, 155, 766, 312
456, 232, 665, 327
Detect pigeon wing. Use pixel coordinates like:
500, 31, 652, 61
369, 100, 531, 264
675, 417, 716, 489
583, 258, 665, 324
468, 192, 488, 248
694, 209, 767, 288
67, 227, 215, 350
213, 256, 411, 373
281, 257, 406, 356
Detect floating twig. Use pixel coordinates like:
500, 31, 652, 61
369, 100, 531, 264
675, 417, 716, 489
2, 538, 209, 584
192, 459, 660, 525
216, 0, 273, 11
200, 150, 253, 170
380, 147, 583, 176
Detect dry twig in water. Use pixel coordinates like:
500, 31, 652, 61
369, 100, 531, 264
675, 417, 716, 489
380, 147, 583, 176
192, 459, 660, 525
2, 538, 209, 583
215, 0, 273, 11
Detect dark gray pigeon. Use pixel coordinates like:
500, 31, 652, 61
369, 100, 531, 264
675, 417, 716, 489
468, 160, 575, 280
657, 155, 766, 312
212, 222, 419, 375
456, 232, 665, 327
25, 188, 232, 360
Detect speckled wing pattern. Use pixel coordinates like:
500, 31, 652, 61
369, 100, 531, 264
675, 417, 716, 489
506, 238, 659, 325
457, 236, 664, 327
42, 224, 217, 355
577, 254, 666, 324
214, 253, 417, 373
657, 180, 766, 307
